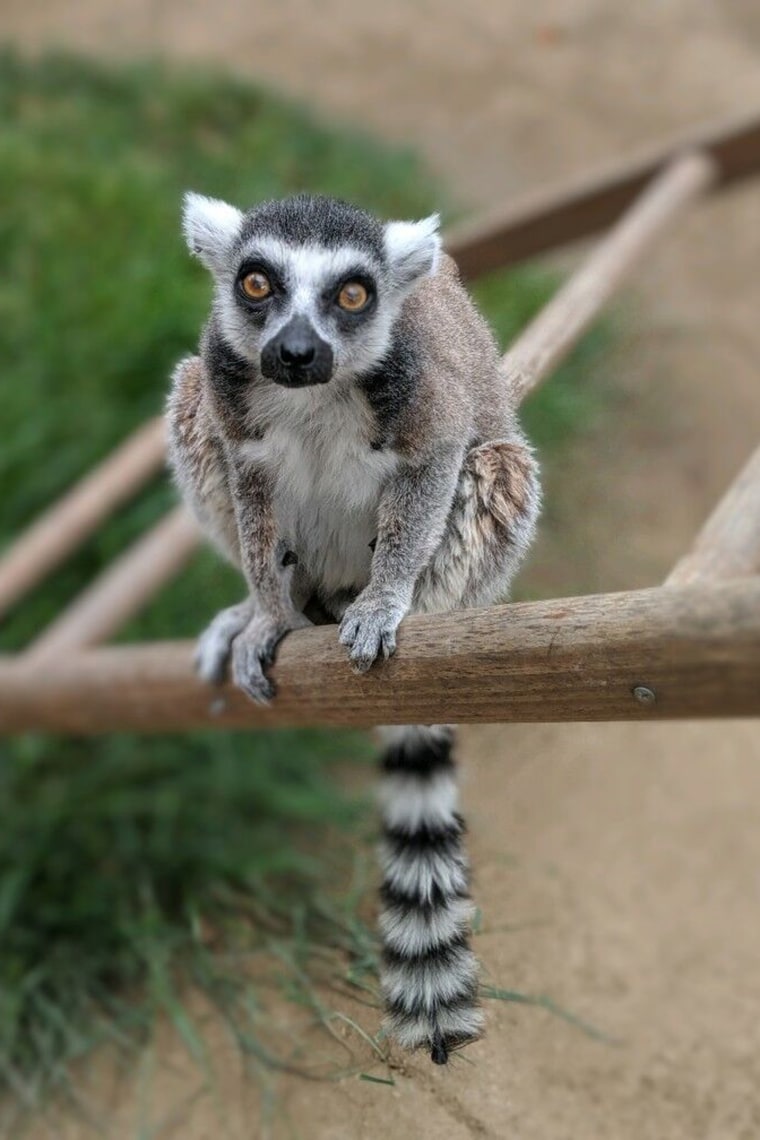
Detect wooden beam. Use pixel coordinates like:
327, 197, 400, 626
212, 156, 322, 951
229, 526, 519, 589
447, 109, 760, 278
667, 444, 760, 586
501, 152, 716, 400
25, 507, 200, 660
0, 418, 166, 619
1, 579, 758, 734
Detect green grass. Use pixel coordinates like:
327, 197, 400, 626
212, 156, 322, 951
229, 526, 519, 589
0, 50, 609, 1114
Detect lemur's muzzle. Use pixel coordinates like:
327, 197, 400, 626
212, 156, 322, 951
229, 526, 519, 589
261, 316, 334, 387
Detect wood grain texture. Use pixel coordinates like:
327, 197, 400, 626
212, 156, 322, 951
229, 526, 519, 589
2, 579, 759, 734
25, 506, 200, 660
667, 445, 760, 586
501, 153, 716, 401
0, 417, 166, 619
447, 109, 760, 278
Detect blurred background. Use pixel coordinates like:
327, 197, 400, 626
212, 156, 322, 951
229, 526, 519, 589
1, 3, 759, 1138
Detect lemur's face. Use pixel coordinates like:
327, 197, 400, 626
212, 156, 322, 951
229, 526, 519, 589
183, 193, 441, 388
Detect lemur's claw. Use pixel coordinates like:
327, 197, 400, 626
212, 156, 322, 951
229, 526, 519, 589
338, 599, 400, 673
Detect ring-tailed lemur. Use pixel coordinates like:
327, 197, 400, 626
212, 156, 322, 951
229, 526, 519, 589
167, 193, 540, 1065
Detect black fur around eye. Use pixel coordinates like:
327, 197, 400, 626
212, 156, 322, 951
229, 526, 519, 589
236, 261, 281, 305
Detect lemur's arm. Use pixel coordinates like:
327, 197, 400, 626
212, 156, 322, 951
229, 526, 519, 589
229, 461, 292, 615
225, 456, 310, 702
339, 442, 464, 671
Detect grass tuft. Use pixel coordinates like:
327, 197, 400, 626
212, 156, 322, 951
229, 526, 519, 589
482, 985, 619, 1045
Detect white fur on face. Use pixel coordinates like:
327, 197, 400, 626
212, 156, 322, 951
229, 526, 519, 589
215, 236, 406, 381
184, 198, 442, 382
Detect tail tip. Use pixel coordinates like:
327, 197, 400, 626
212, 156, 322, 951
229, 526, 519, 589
430, 1028, 450, 1065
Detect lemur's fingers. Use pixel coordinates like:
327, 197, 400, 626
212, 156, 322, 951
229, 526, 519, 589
231, 621, 279, 704
339, 598, 400, 674
195, 600, 255, 685
231, 611, 313, 703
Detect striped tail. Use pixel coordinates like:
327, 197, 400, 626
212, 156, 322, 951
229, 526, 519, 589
377, 726, 483, 1065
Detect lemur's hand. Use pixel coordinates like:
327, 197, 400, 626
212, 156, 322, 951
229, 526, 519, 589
195, 603, 311, 701
231, 610, 312, 704
338, 590, 407, 674
195, 600, 255, 686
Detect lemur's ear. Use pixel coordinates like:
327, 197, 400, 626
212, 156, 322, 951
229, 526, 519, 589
384, 214, 442, 288
182, 192, 243, 274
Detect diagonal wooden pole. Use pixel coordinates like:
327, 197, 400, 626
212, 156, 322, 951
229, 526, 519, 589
501, 152, 716, 400
0, 417, 166, 620
447, 107, 760, 278
666, 445, 760, 586
25, 507, 199, 661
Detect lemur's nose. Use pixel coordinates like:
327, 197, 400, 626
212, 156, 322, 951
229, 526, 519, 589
262, 315, 334, 385
279, 339, 316, 367
275, 316, 320, 369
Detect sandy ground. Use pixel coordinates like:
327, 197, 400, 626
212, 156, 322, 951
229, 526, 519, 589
4, 2, 760, 1137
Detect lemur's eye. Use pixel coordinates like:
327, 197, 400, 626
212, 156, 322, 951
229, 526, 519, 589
241, 271, 272, 301
337, 281, 369, 312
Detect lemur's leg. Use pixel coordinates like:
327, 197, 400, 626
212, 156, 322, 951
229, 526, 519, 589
224, 461, 312, 703
339, 442, 464, 671
376, 439, 540, 1065
169, 357, 311, 697
412, 439, 540, 614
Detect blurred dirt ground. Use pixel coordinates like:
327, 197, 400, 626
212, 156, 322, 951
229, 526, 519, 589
4, 2, 760, 1137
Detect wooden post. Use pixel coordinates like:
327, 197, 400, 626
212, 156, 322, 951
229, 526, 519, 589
1, 579, 759, 734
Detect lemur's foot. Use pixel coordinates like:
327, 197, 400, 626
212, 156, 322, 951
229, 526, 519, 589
338, 593, 403, 674
232, 611, 312, 704
195, 601, 255, 685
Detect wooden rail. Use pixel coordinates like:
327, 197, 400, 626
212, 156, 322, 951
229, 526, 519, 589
1, 579, 758, 733
448, 107, 760, 278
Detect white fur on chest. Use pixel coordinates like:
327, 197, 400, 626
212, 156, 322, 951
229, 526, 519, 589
239, 385, 398, 593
